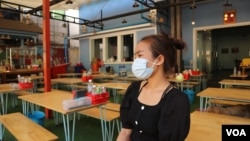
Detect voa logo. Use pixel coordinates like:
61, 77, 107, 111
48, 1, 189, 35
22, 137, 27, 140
226, 129, 246, 136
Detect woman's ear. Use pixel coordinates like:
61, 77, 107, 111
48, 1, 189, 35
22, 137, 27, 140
155, 55, 164, 65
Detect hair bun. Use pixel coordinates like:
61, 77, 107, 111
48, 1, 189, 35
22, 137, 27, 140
170, 38, 186, 50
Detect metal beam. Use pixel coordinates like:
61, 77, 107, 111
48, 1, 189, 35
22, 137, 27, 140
83, 0, 214, 25
28, 0, 64, 14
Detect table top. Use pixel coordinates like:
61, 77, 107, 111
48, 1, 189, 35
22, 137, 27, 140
91, 73, 118, 79
96, 82, 130, 90
57, 73, 82, 78
185, 111, 250, 141
51, 78, 83, 85
116, 76, 142, 82
0, 112, 58, 141
197, 87, 250, 102
23, 75, 44, 80
0, 69, 43, 74
219, 79, 250, 86
0, 83, 32, 93
18, 90, 105, 114
229, 74, 248, 78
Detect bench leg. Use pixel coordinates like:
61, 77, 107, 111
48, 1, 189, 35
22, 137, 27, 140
0, 123, 5, 141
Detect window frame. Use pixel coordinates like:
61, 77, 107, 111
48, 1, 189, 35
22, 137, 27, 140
89, 31, 136, 65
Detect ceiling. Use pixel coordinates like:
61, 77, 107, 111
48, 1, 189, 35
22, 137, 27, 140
0, 0, 104, 10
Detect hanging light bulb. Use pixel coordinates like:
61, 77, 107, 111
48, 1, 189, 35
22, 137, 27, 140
191, 20, 195, 25
122, 19, 127, 24
190, 0, 196, 25
132, 2, 139, 8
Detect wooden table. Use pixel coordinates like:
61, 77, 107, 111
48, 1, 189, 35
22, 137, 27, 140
97, 82, 130, 90
185, 111, 250, 141
92, 73, 118, 80
97, 82, 130, 103
115, 76, 142, 82
197, 87, 250, 111
18, 90, 106, 141
168, 78, 186, 91
229, 74, 248, 79
23, 75, 44, 91
189, 73, 206, 91
0, 83, 33, 114
51, 78, 83, 90
219, 79, 250, 88
57, 73, 82, 78
0, 69, 43, 84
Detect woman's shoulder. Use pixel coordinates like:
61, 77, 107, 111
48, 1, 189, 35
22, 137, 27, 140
128, 80, 145, 89
123, 80, 145, 97
165, 87, 189, 104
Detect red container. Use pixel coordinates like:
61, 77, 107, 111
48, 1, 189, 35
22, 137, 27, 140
191, 70, 200, 75
183, 73, 190, 80
86, 92, 109, 104
19, 82, 33, 89
81, 75, 93, 82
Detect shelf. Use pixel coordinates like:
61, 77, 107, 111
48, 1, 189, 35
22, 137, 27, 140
6, 47, 37, 69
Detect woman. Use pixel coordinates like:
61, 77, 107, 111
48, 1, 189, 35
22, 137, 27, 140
116, 33, 190, 141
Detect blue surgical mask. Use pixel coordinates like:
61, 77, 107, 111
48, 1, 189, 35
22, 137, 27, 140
132, 58, 156, 79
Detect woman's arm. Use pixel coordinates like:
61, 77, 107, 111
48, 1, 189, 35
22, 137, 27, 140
116, 128, 132, 141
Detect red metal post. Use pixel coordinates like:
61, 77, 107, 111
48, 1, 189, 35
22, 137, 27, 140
42, 0, 52, 118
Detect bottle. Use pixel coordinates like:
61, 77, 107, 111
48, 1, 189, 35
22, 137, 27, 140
87, 79, 93, 93
92, 85, 96, 95
233, 67, 237, 75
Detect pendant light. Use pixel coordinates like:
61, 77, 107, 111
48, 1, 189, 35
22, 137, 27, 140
65, 0, 73, 5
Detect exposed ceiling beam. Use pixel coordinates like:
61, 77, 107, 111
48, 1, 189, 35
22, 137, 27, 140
83, 0, 213, 25
28, 0, 64, 14
0, 0, 103, 29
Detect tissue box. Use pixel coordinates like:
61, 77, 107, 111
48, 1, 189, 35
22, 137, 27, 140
63, 96, 92, 110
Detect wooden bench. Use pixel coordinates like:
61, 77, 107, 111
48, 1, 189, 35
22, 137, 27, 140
0, 112, 58, 141
116, 90, 126, 95
102, 102, 120, 112
209, 99, 250, 106
78, 106, 120, 141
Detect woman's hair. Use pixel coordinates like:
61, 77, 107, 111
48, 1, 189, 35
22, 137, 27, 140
140, 32, 186, 75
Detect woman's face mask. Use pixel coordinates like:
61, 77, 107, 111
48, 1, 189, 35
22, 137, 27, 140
132, 58, 156, 79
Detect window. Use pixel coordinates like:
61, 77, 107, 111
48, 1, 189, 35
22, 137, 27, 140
122, 34, 134, 62
90, 33, 135, 64
93, 38, 103, 60
107, 36, 117, 62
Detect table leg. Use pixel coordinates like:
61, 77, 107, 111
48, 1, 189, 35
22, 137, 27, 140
2, 93, 8, 114
62, 113, 76, 141
200, 97, 204, 111
21, 100, 28, 115
99, 106, 106, 141
0, 123, 3, 140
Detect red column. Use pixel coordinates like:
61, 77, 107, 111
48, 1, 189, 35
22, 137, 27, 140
43, 0, 52, 118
